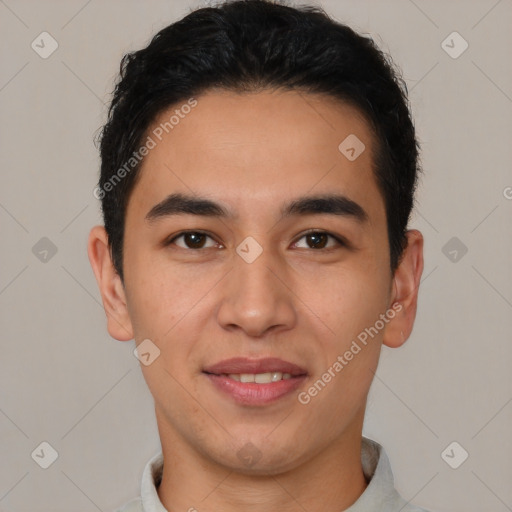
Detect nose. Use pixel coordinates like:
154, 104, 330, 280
216, 243, 297, 338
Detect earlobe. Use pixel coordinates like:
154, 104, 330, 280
382, 229, 424, 349
87, 225, 134, 341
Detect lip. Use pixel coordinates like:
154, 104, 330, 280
202, 357, 308, 376
202, 357, 308, 406
204, 373, 308, 405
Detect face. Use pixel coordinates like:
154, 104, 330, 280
89, 88, 423, 475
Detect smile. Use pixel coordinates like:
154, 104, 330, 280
222, 372, 292, 383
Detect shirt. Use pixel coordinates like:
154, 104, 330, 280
114, 436, 432, 512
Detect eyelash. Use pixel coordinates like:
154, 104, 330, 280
165, 229, 347, 251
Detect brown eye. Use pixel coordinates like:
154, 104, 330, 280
294, 231, 344, 250
306, 232, 328, 249
167, 231, 217, 250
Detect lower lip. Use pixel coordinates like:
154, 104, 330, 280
203, 373, 307, 405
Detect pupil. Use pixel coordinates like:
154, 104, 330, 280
186, 233, 204, 248
309, 233, 326, 248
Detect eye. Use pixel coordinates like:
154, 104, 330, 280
166, 231, 219, 250
165, 230, 346, 251
293, 230, 345, 250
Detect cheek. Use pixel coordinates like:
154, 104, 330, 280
311, 265, 389, 340
124, 256, 213, 370
123, 256, 179, 340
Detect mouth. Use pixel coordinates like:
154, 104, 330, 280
202, 356, 308, 377
202, 357, 308, 405
205, 371, 295, 383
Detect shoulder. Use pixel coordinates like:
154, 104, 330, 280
360, 437, 434, 512
113, 497, 143, 512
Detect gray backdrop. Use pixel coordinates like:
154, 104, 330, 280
1, 0, 511, 511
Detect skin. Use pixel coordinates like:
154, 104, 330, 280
88, 88, 423, 512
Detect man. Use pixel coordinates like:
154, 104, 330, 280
88, 0, 428, 510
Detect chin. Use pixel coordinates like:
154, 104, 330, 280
213, 437, 308, 475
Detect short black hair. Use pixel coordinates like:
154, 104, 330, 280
96, 0, 421, 283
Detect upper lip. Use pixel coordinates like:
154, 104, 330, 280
203, 357, 308, 376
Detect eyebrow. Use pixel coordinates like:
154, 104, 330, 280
145, 192, 369, 224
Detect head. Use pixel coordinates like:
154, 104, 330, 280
89, 0, 423, 475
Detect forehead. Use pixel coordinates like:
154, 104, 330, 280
127, 88, 384, 225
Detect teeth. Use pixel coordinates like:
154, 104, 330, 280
226, 372, 292, 383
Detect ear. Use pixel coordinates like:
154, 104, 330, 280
87, 225, 134, 341
382, 229, 424, 348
